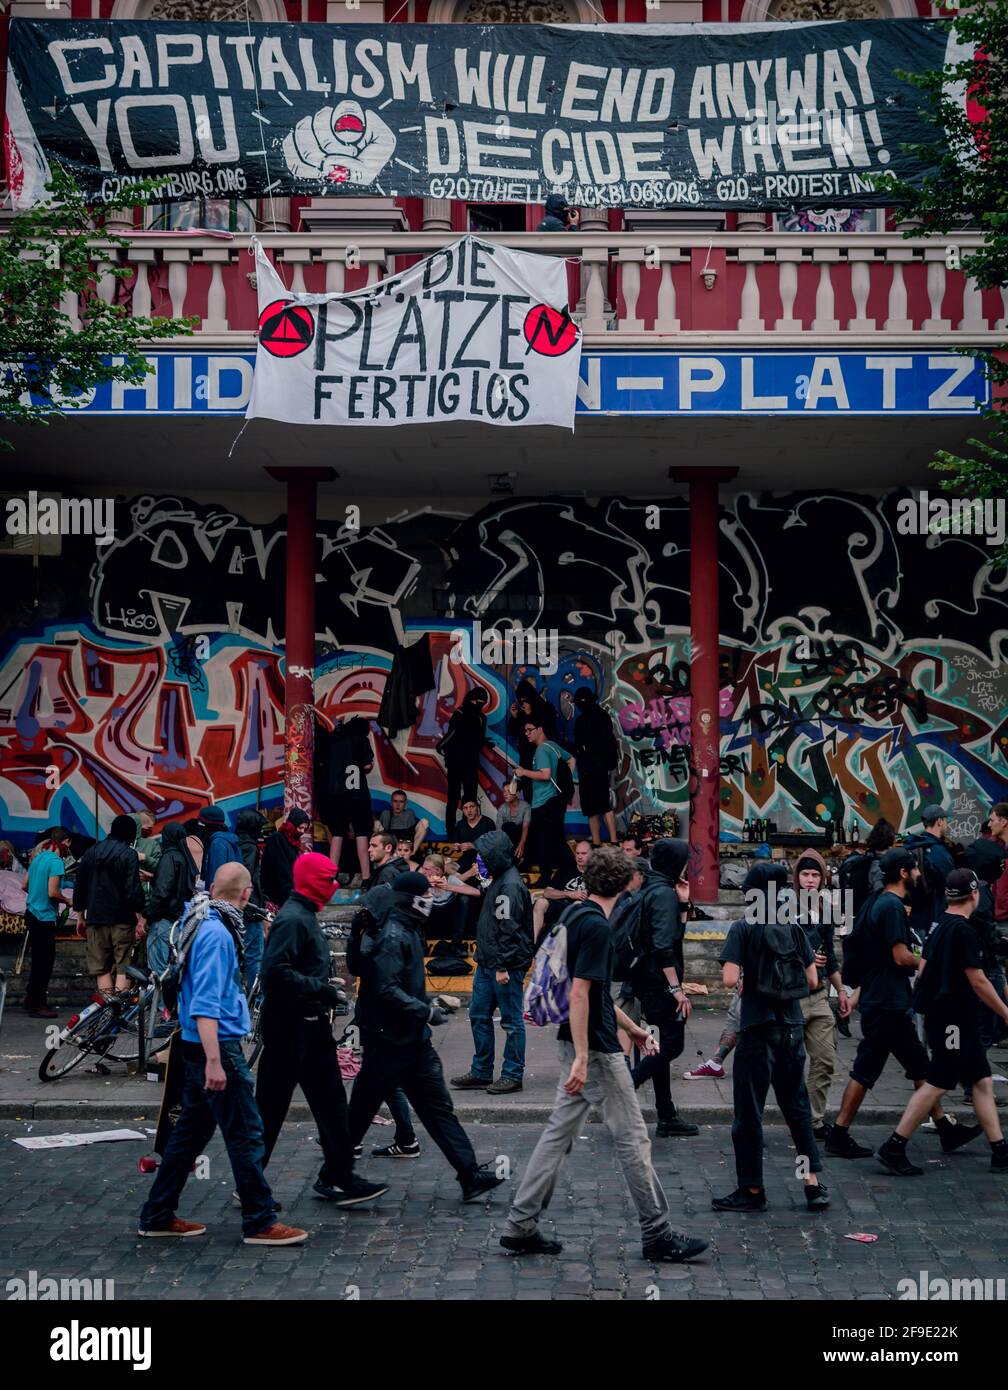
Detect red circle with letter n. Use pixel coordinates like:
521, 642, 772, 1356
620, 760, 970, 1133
523, 304, 578, 357
258, 299, 315, 358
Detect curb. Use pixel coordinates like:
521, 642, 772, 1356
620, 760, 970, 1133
0, 1099, 919, 1126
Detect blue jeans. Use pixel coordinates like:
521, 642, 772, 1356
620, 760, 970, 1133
243, 917, 264, 993
139, 1039, 277, 1237
146, 918, 173, 979
469, 965, 526, 1082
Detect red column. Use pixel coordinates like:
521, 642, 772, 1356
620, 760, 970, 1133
268, 468, 335, 820
671, 467, 737, 903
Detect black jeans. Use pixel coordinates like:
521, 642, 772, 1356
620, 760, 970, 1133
349, 1037, 478, 1182
426, 897, 466, 953
256, 1016, 354, 1190
445, 761, 479, 839
24, 911, 56, 1010
731, 1022, 822, 1191
980, 967, 1008, 1049
528, 794, 567, 884
139, 1039, 277, 1237
385, 1087, 417, 1147
631, 987, 685, 1123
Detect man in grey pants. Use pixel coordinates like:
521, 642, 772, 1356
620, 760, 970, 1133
499, 847, 708, 1264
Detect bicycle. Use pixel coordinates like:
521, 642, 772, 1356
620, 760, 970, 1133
38, 965, 155, 1082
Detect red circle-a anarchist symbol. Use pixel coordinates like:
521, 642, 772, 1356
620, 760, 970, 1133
258, 299, 315, 358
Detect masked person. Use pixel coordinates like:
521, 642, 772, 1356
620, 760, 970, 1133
256, 852, 388, 1208
571, 687, 619, 847
261, 808, 310, 909
348, 872, 506, 1204
627, 839, 698, 1138
437, 688, 490, 840
145, 823, 199, 980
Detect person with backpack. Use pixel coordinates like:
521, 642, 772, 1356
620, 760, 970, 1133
137, 862, 308, 1247
625, 839, 698, 1138
572, 686, 619, 847
712, 866, 828, 1214
826, 847, 977, 1160
501, 846, 708, 1263
198, 806, 243, 888
515, 716, 574, 888
450, 830, 533, 1096
145, 822, 199, 980
73, 814, 147, 997
255, 852, 388, 1210
532, 839, 591, 945
793, 851, 851, 1138
903, 804, 957, 942
864, 818, 897, 894
347, 871, 507, 1204
876, 869, 1008, 1177
235, 809, 267, 990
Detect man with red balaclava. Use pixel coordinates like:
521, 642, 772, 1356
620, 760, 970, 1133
255, 852, 389, 1208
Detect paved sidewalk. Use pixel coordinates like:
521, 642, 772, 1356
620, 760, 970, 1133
2, 1116, 1006, 1301
5, 1003, 1007, 1124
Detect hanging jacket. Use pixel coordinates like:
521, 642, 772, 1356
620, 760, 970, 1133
573, 700, 619, 774
146, 823, 198, 924
260, 825, 301, 906
439, 692, 488, 768
474, 830, 533, 973
72, 838, 146, 926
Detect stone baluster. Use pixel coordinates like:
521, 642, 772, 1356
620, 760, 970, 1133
60, 288, 81, 332
362, 251, 386, 289
811, 252, 839, 333
655, 252, 681, 335
957, 273, 987, 333
199, 249, 231, 332
164, 249, 190, 319
95, 249, 119, 308
128, 250, 156, 322
281, 248, 311, 296
323, 252, 346, 294
616, 248, 644, 333
922, 249, 951, 331
580, 251, 610, 335
997, 283, 1008, 333
422, 199, 453, 232
737, 252, 763, 333
883, 251, 914, 332
774, 248, 803, 332
846, 249, 875, 333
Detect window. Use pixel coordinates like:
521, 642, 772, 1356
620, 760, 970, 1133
148, 199, 257, 233
467, 204, 528, 233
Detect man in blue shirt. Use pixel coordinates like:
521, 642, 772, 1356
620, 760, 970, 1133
23, 828, 73, 1018
138, 862, 308, 1247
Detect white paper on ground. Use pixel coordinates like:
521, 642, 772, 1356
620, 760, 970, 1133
13, 1129, 147, 1150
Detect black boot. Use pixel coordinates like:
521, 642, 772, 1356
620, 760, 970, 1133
656, 1107, 699, 1138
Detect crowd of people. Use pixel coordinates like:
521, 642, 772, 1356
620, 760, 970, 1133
6, 676, 1008, 1259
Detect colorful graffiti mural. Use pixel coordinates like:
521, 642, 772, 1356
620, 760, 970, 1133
0, 490, 1005, 845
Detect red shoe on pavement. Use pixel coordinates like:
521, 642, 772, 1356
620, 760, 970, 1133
683, 1059, 725, 1079
137, 1218, 207, 1238
243, 1223, 308, 1247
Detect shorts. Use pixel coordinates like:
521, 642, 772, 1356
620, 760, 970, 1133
86, 923, 135, 976
924, 1012, 991, 1091
578, 769, 612, 818
850, 1006, 930, 1090
327, 791, 373, 838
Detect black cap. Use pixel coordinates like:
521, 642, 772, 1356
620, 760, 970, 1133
920, 803, 945, 827
288, 807, 311, 828
392, 871, 430, 897
880, 847, 916, 879
946, 868, 980, 901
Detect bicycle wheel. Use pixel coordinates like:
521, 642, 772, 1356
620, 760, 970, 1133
242, 992, 264, 1069
38, 1003, 111, 1081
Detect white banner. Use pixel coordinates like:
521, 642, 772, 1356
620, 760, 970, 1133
246, 236, 582, 430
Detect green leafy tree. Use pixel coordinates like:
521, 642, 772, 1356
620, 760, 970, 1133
880, 0, 1008, 561
0, 166, 197, 448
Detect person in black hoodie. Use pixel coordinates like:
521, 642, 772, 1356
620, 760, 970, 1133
628, 839, 698, 1138
73, 814, 146, 995
260, 808, 309, 908
450, 831, 533, 1095
347, 871, 507, 1203
145, 822, 198, 979
537, 193, 580, 231
438, 687, 490, 839
572, 687, 619, 847
236, 809, 266, 990
256, 851, 387, 1209
963, 835, 1008, 1050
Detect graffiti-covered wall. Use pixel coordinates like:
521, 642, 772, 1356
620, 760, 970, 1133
1, 491, 1005, 846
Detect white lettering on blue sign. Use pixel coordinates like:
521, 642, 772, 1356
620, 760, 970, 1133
12, 351, 986, 416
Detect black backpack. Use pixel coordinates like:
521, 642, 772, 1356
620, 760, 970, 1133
752, 920, 810, 1003
840, 889, 881, 989
610, 891, 645, 983
549, 748, 575, 805
838, 851, 874, 917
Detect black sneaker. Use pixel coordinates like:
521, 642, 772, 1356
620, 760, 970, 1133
876, 1139, 923, 1177
450, 1073, 493, 1090
938, 1118, 983, 1154
804, 1182, 830, 1211
812, 1124, 829, 1141
312, 1176, 389, 1206
824, 1126, 873, 1158
353, 1143, 363, 1159
371, 1141, 421, 1159
642, 1230, 709, 1262
991, 1146, 1008, 1172
500, 1230, 563, 1256
460, 1164, 506, 1203
837, 1015, 852, 1039
711, 1187, 768, 1212
656, 1116, 700, 1138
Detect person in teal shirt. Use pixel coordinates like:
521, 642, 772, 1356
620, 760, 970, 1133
23, 827, 72, 1018
516, 721, 571, 885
